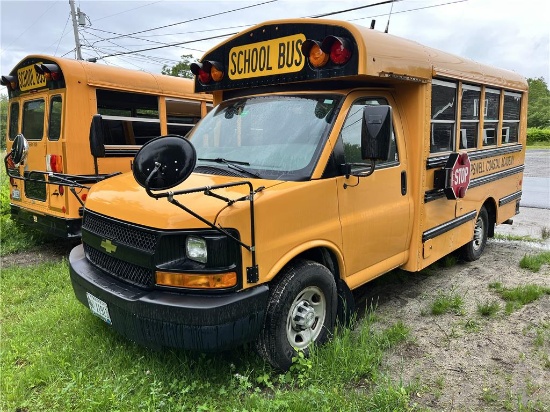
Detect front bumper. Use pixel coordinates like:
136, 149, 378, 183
69, 244, 269, 351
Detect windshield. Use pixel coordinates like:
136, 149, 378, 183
188, 94, 341, 181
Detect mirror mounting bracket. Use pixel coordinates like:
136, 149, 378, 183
145, 167, 260, 283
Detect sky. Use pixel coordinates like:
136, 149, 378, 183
1, 0, 549, 94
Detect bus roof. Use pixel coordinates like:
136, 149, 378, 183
194, 18, 527, 93
8, 54, 209, 99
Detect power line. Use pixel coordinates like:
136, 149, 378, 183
308, 0, 403, 18
93, 1, 164, 22
93, 32, 236, 60
347, 0, 469, 23
104, 0, 278, 41
2, 1, 59, 52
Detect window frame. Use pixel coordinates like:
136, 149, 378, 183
430, 79, 457, 154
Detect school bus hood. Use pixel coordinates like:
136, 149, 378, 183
84, 172, 280, 229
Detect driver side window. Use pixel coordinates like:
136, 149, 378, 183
340, 98, 398, 166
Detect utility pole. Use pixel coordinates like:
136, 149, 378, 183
69, 0, 83, 60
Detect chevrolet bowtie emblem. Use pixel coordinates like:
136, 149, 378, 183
100, 239, 117, 254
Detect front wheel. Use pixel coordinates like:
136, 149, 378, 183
256, 259, 337, 371
459, 206, 488, 261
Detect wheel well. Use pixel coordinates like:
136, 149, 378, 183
483, 198, 497, 238
292, 247, 355, 325
294, 247, 340, 279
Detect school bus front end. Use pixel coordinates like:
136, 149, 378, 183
68, 19, 527, 370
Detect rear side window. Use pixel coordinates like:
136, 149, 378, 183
48, 95, 63, 140
8, 102, 19, 140
430, 80, 457, 153
459, 84, 481, 149
502, 91, 521, 144
483, 89, 500, 147
22, 99, 45, 140
97, 89, 160, 146
166, 98, 205, 136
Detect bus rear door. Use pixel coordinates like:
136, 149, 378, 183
45, 93, 67, 215
19, 96, 48, 211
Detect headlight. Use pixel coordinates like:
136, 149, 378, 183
186, 236, 207, 263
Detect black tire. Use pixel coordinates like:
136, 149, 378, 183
459, 206, 489, 261
256, 259, 337, 371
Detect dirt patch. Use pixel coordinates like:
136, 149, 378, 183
1, 240, 74, 268
359, 219, 550, 411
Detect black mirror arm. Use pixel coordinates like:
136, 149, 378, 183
342, 159, 375, 189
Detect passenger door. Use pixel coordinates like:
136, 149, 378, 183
336, 92, 412, 283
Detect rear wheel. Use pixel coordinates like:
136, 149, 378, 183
460, 206, 488, 261
256, 259, 337, 371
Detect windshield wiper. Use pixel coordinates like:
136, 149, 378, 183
198, 157, 261, 178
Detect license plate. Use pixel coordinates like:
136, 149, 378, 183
12, 189, 20, 200
86, 292, 112, 324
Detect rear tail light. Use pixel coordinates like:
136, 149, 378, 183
0, 75, 18, 91
302, 36, 353, 68
46, 154, 63, 173
190, 61, 224, 85
58, 185, 65, 196
34, 63, 62, 81
6, 155, 16, 169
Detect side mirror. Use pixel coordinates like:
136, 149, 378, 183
89, 114, 105, 158
11, 134, 29, 166
133, 135, 197, 191
361, 105, 392, 161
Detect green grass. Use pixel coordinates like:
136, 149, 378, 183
477, 300, 501, 317
493, 233, 541, 243
519, 251, 550, 272
489, 283, 550, 314
429, 292, 465, 316
1, 259, 416, 412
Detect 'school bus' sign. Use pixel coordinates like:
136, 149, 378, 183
17, 63, 46, 91
229, 34, 306, 80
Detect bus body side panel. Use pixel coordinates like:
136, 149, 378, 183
216, 179, 344, 287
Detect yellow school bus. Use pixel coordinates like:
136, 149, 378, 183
68, 19, 527, 370
2, 55, 212, 238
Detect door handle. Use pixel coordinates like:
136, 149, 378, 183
401, 171, 407, 195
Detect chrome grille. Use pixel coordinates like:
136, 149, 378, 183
83, 211, 157, 253
85, 244, 154, 288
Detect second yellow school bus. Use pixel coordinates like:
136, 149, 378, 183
2, 55, 212, 238
68, 19, 527, 370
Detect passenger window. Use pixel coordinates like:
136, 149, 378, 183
340, 97, 398, 168
502, 91, 521, 144
22, 99, 45, 141
430, 80, 457, 153
166, 98, 204, 136
8, 102, 19, 140
459, 84, 481, 149
483, 89, 500, 146
48, 95, 63, 140
97, 89, 161, 146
